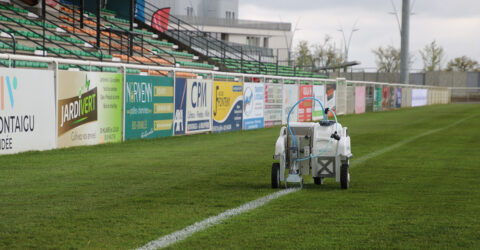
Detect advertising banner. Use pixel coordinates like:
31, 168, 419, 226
282, 84, 298, 124
381, 86, 390, 110
312, 85, 325, 120
396, 88, 402, 108
365, 85, 374, 112
213, 81, 243, 132
173, 78, 187, 135
0, 68, 55, 154
264, 83, 283, 127
186, 79, 213, 134
411, 89, 428, 107
243, 82, 264, 130
374, 87, 382, 112
389, 87, 396, 108
326, 84, 336, 117
57, 71, 122, 148
347, 86, 355, 115
298, 85, 313, 122
125, 75, 173, 140
355, 86, 366, 114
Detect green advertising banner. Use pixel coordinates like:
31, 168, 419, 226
57, 71, 123, 148
125, 75, 174, 140
374, 87, 382, 112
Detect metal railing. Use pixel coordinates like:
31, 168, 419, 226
135, 0, 275, 74
2, 1, 105, 60
60, 0, 178, 65
0, 52, 450, 87
2, 0, 177, 74
0, 28, 15, 67
66, 0, 180, 65
50, 0, 174, 69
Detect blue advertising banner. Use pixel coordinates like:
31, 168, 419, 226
173, 78, 187, 135
243, 82, 264, 130
396, 88, 402, 108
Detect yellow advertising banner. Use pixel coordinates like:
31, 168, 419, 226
212, 81, 243, 132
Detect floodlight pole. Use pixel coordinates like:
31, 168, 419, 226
338, 22, 359, 73
400, 0, 410, 84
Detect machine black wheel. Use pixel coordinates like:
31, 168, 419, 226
340, 163, 350, 189
313, 177, 324, 185
271, 163, 281, 188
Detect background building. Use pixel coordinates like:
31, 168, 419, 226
146, 0, 292, 64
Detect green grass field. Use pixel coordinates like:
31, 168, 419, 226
1, 104, 479, 249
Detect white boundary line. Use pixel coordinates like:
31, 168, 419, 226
138, 113, 477, 249
137, 188, 299, 250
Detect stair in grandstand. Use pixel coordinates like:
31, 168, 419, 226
0, 0, 215, 73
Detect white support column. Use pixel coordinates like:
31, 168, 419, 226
336, 78, 347, 115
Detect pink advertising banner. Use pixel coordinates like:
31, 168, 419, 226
355, 86, 366, 114
298, 85, 313, 122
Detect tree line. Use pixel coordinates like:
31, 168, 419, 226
295, 37, 480, 72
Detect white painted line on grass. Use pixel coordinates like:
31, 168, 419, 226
138, 113, 477, 249
137, 188, 299, 250
351, 113, 477, 167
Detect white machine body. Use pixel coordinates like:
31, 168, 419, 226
274, 121, 352, 183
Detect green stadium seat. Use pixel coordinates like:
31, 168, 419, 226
126, 68, 140, 74
0, 59, 48, 68
152, 48, 193, 58
178, 61, 214, 69
137, 38, 174, 47
0, 5, 29, 14
101, 8, 116, 15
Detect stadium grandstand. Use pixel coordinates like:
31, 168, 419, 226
0, 0, 327, 79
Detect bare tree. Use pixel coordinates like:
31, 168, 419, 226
446, 56, 479, 72
312, 35, 344, 71
420, 40, 444, 72
295, 40, 313, 69
295, 37, 345, 72
372, 45, 401, 72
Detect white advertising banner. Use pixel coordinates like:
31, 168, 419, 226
282, 84, 299, 124
0, 68, 55, 154
312, 85, 325, 120
186, 79, 213, 134
264, 83, 283, 127
243, 82, 264, 130
411, 89, 428, 107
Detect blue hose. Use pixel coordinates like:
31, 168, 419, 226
286, 97, 339, 162
287, 97, 326, 148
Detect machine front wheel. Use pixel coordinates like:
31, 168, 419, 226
340, 163, 350, 189
313, 177, 324, 185
271, 163, 281, 188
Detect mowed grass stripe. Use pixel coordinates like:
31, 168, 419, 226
139, 107, 479, 249
138, 188, 299, 250
352, 112, 478, 167
0, 125, 281, 248
166, 104, 480, 249
0, 104, 478, 248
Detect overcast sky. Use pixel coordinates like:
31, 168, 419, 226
239, 0, 480, 71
